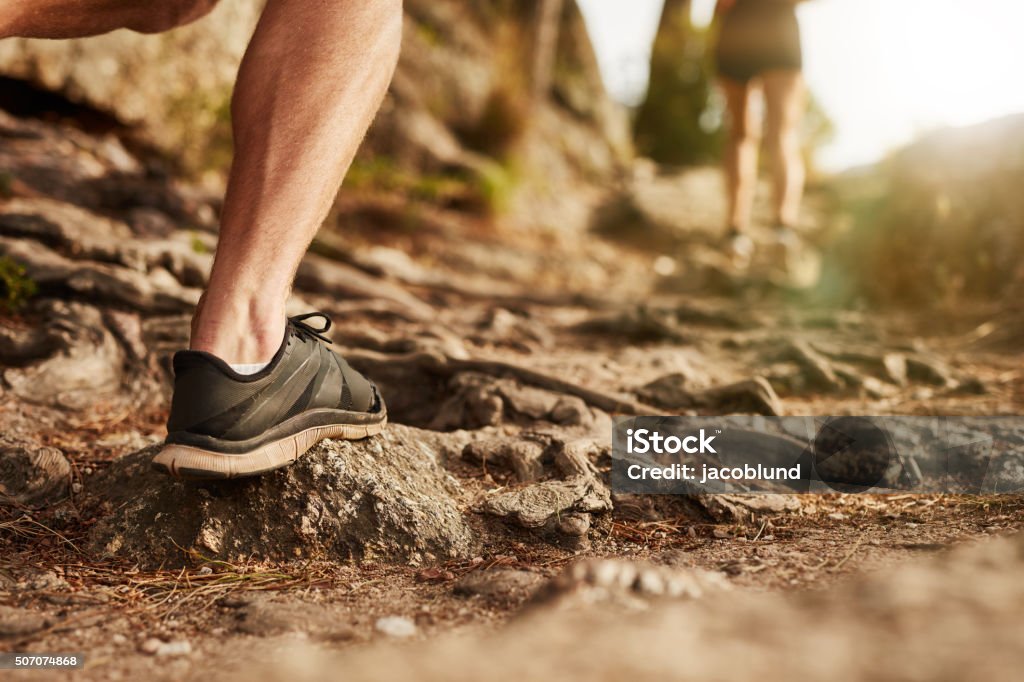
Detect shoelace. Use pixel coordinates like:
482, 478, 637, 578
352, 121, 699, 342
288, 312, 333, 345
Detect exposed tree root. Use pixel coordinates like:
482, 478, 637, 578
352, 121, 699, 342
345, 349, 659, 417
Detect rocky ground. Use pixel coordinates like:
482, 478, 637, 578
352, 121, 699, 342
3, 103, 1024, 681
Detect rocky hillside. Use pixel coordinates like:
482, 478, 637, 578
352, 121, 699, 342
0, 0, 632, 236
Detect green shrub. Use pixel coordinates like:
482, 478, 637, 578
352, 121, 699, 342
0, 256, 38, 312
822, 115, 1024, 305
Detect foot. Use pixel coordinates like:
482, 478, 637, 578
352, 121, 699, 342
152, 312, 386, 479
773, 223, 800, 248
770, 223, 802, 273
724, 226, 754, 269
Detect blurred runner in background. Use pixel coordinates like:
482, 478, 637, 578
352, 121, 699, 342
715, 0, 807, 263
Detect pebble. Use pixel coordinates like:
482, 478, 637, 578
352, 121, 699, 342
556, 513, 591, 537
156, 640, 192, 657
140, 638, 163, 654
140, 638, 192, 657
374, 616, 417, 639
0, 606, 50, 637
453, 569, 543, 599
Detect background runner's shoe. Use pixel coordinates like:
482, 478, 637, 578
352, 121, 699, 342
152, 313, 386, 479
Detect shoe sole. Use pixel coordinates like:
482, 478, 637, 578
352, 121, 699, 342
151, 417, 387, 480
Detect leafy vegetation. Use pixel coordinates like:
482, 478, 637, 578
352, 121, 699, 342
0, 171, 13, 199
822, 115, 1024, 305
0, 256, 38, 312
633, 0, 723, 166
346, 155, 516, 217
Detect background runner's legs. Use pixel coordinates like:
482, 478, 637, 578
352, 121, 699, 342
721, 77, 761, 232
763, 69, 806, 227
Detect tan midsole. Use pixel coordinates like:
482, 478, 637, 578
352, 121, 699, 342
152, 418, 386, 478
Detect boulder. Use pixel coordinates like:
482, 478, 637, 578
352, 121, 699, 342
85, 424, 475, 567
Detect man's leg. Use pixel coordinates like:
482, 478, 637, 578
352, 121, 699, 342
191, 0, 401, 364
3, 0, 402, 364
158, 0, 398, 478
4, 0, 402, 478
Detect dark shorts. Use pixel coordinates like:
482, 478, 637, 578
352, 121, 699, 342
715, 0, 803, 83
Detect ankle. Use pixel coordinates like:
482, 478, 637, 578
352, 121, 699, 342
189, 294, 287, 364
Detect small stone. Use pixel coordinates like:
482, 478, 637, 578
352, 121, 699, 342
156, 640, 192, 657
140, 638, 163, 654
415, 567, 454, 583
550, 397, 589, 426
140, 638, 191, 657
0, 438, 72, 508
556, 513, 591, 537
453, 569, 543, 600
374, 616, 417, 639
634, 569, 667, 596
198, 566, 213, 576
21, 570, 69, 591
538, 559, 730, 608
0, 606, 50, 637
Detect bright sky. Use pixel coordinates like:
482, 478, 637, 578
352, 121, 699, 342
576, 0, 1024, 170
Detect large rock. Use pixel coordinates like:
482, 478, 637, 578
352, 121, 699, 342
86, 425, 475, 567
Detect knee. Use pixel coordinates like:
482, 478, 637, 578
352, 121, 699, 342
732, 119, 761, 147
770, 128, 801, 156
127, 0, 220, 34
730, 109, 762, 147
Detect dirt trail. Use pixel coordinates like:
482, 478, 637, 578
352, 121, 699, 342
2, 108, 1024, 681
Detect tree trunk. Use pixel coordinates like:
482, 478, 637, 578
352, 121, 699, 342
633, 0, 722, 165
530, 0, 565, 108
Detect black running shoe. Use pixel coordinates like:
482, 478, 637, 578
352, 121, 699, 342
152, 312, 386, 479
